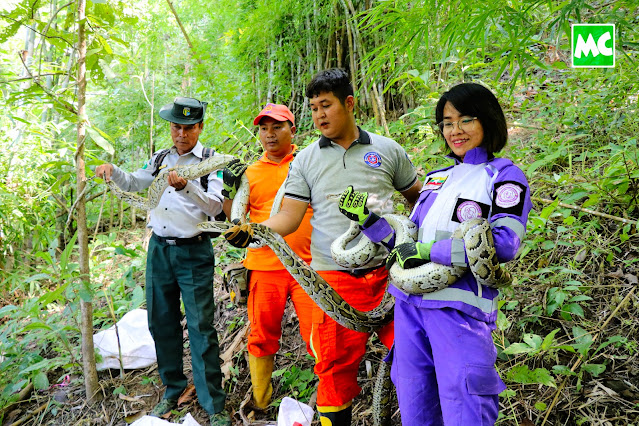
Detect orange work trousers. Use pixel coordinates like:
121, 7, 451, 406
311, 267, 394, 407
247, 269, 315, 358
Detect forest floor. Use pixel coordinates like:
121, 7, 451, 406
3, 129, 639, 425
0, 250, 393, 426
3, 228, 639, 426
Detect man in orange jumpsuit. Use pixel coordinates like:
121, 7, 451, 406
224, 69, 422, 425
222, 104, 315, 410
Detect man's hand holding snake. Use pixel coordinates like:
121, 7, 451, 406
222, 159, 248, 199
223, 219, 255, 248
339, 185, 376, 225
386, 241, 435, 270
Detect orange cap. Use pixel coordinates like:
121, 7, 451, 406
253, 103, 295, 126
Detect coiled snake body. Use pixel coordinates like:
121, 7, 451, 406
332, 215, 512, 293
197, 220, 395, 334
105, 154, 236, 210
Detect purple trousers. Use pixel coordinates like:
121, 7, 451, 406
390, 300, 506, 425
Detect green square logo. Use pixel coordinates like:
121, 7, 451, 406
572, 24, 615, 68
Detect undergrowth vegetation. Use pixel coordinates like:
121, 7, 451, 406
1, 0, 639, 423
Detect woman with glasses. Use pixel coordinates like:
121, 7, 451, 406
351, 82, 532, 424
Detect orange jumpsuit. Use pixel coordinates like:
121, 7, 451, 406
243, 147, 315, 357
311, 269, 394, 406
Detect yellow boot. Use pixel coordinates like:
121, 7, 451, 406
317, 401, 353, 426
248, 353, 274, 409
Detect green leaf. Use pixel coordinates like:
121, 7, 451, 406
582, 363, 606, 377
535, 401, 548, 411
33, 372, 49, 390
562, 303, 584, 318
541, 329, 560, 351
86, 126, 115, 155
0, 305, 18, 316
532, 368, 556, 388
97, 35, 113, 54
552, 365, 576, 376
502, 342, 534, 355
523, 333, 542, 350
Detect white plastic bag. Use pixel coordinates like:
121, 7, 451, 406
130, 413, 201, 425
94, 308, 157, 371
277, 397, 314, 426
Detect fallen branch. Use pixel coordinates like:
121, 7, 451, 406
532, 197, 638, 227
7, 400, 49, 426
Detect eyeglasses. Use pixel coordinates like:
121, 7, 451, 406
437, 117, 478, 134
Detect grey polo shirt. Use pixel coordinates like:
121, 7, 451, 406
110, 142, 224, 238
285, 128, 418, 270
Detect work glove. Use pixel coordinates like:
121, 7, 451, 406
222, 159, 248, 199
386, 241, 435, 270
338, 186, 371, 225
223, 219, 255, 248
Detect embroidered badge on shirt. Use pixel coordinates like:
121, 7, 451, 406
451, 198, 490, 223
364, 152, 382, 168
492, 181, 527, 216
495, 182, 523, 208
423, 176, 448, 191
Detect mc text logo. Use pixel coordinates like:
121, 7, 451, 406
572, 24, 615, 68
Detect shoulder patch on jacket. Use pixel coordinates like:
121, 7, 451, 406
492, 181, 527, 216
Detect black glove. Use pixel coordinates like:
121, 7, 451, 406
223, 219, 255, 248
222, 159, 248, 199
386, 241, 435, 270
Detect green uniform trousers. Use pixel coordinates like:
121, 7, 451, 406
146, 234, 226, 414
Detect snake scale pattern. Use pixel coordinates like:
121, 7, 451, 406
105, 154, 236, 210
197, 220, 395, 334
332, 214, 512, 294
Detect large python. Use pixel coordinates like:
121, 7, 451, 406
332, 215, 512, 293
198, 220, 395, 334
104, 153, 236, 210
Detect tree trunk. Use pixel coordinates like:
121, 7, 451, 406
313, 3, 322, 73
149, 72, 155, 155
266, 46, 274, 103
76, 0, 100, 404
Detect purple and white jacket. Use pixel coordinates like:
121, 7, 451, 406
361, 146, 532, 323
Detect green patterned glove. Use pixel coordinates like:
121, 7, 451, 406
386, 241, 435, 270
338, 186, 370, 225
222, 159, 248, 199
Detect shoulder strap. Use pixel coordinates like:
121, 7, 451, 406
199, 147, 227, 226
199, 147, 215, 191
151, 149, 170, 177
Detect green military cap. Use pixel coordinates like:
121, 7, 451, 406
159, 97, 207, 124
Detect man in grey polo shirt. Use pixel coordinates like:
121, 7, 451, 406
224, 69, 422, 426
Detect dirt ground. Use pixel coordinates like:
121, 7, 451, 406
0, 271, 396, 426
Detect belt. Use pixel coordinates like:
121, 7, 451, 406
152, 233, 210, 246
343, 265, 383, 278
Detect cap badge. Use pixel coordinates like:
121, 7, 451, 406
183, 107, 191, 117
